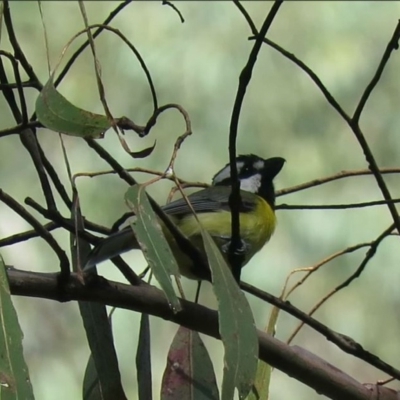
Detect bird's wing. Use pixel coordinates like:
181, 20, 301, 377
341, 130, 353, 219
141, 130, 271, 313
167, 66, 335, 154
162, 186, 255, 217
110, 187, 256, 232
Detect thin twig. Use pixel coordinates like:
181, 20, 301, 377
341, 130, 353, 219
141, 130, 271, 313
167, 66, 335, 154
38, 145, 72, 209
0, 81, 41, 90
0, 222, 58, 247
233, 1, 257, 35
0, 189, 69, 277
241, 280, 400, 381
24, 197, 100, 244
346, 21, 400, 236
162, 1, 185, 23
277, 198, 400, 210
353, 21, 400, 123
3, 0, 41, 86
258, 24, 400, 238
284, 242, 371, 299
0, 50, 27, 124
287, 224, 394, 344
54, 1, 132, 89
0, 121, 40, 138
86, 139, 209, 276
0, 217, 110, 248
228, 1, 283, 282
258, 36, 351, 123
277, 167, 400, 197
0, 55, 56, 212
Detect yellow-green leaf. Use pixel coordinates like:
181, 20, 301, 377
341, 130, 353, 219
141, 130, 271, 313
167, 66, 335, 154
200, 229, 258, 400
246, 305, 280, 400
71, 193, 126, 400
125, 185, 181, 312
35, 77, 111, 138
0, 256, 34, 400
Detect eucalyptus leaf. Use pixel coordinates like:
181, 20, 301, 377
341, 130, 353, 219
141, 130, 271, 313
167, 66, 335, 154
71, 193, 127, 400
200, 230, 258, 400
36, 76, 111, 138
136, 313, 153, 400
161, 326, 219, 400
0, 256, 34, 400
246, 306, 279, 400
125, 185, 181, 312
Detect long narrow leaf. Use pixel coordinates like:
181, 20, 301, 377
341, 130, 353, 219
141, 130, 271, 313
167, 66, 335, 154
136, 313, 152, 400
246, 306, 279, 400
161, 326, 219, 400
0, 257, 34, 400
125, 185, 181, 312
200, 230, 258, 400
71, 193, 126, 400
83, 356, 102, 400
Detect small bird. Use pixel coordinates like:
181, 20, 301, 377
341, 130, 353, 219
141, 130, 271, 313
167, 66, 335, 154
84, 154, 285, 280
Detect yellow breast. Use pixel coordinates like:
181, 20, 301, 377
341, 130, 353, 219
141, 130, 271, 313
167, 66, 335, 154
163, 196, 276, 278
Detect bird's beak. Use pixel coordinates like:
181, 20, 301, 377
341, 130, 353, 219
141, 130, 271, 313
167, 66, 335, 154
264, 157, 285, 179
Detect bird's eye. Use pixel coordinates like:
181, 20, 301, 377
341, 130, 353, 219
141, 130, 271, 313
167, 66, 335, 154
241, 165, 251, 174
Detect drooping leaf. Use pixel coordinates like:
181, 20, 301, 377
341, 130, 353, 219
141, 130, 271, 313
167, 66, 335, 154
246, 306, 279, 400
70, 192, 127, 400
125, 185, 181, 312
136, 313, 152, 400
83, 355, 102, 400
130, 140, 157, 159
161, 326, 219, 400
0, 257, 34, 400
36, 76, 111, 138
200, 229, 258, 400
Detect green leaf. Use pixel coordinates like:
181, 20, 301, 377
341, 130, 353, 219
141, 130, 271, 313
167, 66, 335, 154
246, 306, 279, 400
161, 326, 219, 400
125, 185, 182, 312
130, 140, 157, 159
35, 76, 111, 138
0, 256, 34, 400
82, 356, 102, 400
136, 313, 152, 400
200, 229, 258, 400
70, 193, 127, 400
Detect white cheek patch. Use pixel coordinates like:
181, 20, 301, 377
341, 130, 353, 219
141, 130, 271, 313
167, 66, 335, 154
240, 173, 262, 193
253, 160, 265, 171
213, 161, 244, 184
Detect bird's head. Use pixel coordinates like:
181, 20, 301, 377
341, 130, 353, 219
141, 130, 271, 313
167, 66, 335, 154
212, 154, 285, 204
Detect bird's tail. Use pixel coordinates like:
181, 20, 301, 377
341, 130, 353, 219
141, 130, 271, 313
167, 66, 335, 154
84, 228, 138, 270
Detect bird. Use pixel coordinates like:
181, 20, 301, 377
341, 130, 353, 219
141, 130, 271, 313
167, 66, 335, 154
84, 154, 285, 281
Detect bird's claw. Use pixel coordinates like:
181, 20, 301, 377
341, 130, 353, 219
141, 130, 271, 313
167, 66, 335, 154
221, 238, 250, 257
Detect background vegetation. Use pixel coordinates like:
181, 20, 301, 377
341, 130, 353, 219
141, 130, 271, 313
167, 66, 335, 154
1, 1, 400, 399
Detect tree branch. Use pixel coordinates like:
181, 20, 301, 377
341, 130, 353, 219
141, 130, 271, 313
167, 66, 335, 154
7, 269, 399, 400
228, 0, 283, 282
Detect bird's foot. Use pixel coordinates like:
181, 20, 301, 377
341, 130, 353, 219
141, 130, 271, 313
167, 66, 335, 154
221, 238, 250, 257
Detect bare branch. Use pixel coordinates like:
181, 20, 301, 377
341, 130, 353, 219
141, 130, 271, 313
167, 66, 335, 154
288, 224, 394, 343
241, 280, 400, 381
6, 269, 399, 400
278, 167, 400, 197
162, 0, 185, 23
0, 190, 69, 276
277, 198, 400, 210
228, 1, 283, 282
353, 21, 400, 123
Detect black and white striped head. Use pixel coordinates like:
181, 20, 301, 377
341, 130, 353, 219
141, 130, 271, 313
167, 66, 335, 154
212, 154, 285, 203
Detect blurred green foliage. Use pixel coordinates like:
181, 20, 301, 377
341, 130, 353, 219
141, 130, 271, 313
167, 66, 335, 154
1, 1, 400, 399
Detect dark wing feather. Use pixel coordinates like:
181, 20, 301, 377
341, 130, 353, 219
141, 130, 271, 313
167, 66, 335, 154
84, 187, 258, 269
162, 186, 255, 218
